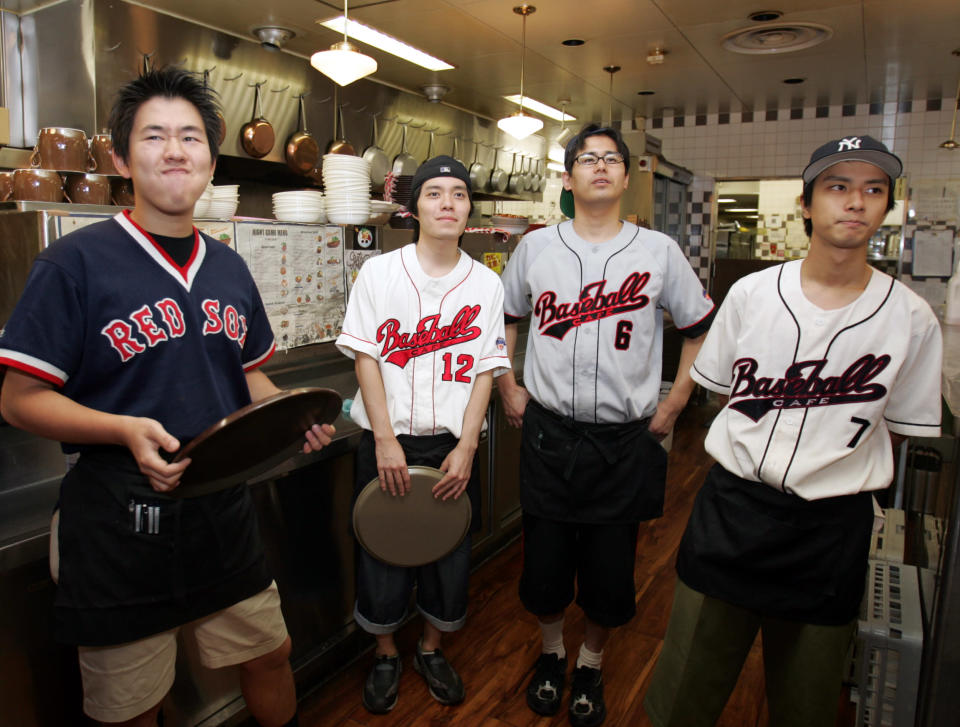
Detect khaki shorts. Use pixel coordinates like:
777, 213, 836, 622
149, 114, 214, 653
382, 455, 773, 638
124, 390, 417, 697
50, 513, 288, 723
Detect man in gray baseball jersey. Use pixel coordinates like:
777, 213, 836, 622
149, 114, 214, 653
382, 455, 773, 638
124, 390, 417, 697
498, 124, 715, 726
644, 136, 941, 726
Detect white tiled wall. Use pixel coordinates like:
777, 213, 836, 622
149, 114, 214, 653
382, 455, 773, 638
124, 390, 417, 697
652, 104, 960, 181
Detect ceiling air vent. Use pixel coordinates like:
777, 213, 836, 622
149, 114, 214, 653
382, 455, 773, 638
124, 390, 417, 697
721, 22, 832, 55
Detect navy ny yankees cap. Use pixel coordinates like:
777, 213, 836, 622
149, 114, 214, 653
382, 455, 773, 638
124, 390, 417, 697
409, 155, 473, 215
802, 135, 902, 184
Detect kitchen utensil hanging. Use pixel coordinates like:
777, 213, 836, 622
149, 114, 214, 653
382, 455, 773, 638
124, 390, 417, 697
239, 82, 274, 158
362, 114, 390, 191
284, 95, 321, 175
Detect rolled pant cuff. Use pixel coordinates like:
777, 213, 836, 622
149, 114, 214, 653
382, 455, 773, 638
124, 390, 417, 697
353, 601, 405, 636
417, 604, 466, 633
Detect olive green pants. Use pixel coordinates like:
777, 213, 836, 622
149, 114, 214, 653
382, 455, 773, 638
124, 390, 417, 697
644, 579, 855, 727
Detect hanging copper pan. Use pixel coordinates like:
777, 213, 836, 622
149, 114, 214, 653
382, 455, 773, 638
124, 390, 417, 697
240, 84, 274, 158
285, 95, 320, 175
327, 105, 356, 155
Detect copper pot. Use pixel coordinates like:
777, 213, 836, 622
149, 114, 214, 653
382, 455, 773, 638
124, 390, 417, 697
240, 85, 274, 158
14, 168, 65, 202
0, 170, 13, 201
30, 127, 95, 173
285, 95, 320, 175
89, 134, 118, 176
65, 173, 112, 205
111, 177, 135, 207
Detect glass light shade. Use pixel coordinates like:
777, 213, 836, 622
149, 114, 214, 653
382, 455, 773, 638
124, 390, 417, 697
310, 41, 378, 86
497, 111, 543, 140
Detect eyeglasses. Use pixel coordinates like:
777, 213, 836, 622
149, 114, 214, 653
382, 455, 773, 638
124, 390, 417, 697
573, 152, 625, 167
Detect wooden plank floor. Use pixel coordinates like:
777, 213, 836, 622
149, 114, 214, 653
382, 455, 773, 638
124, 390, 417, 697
298, 401, 855, 727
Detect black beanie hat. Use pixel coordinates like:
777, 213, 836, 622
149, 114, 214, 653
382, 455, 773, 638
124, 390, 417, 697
408, 155, 473, 216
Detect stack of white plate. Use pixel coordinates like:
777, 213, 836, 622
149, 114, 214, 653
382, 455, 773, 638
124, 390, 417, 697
193, 181, 215, 218
322, 154, 371, 225
490, 214, 530, 236
273, 190, 326, 224
206, 184, 239, 218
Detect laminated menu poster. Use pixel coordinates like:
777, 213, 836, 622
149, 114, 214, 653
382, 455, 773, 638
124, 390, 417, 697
235, 222, 346, 350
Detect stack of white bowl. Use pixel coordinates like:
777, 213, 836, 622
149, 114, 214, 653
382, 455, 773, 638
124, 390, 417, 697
193, 182, 214, 218
322, 154, 371, 225
206, 184, 239, 218
273, 190, 326, 223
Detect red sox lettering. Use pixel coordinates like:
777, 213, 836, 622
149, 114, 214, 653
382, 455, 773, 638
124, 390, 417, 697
101, 298, 249, 362
535, 272, 651, 340
378, 304, 482, 368
728, 354, 890, 421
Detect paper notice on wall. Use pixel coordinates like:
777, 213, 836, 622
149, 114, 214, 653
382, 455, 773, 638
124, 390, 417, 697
235, 222, 346, 350
345, 249, 380, 298
912, 228, 955, 277
912, 182, 960, 224
195, 220, 236, 250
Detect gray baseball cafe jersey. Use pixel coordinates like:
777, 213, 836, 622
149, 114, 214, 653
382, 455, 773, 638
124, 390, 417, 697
502, 220, 715, 424
691, 260, 942, 500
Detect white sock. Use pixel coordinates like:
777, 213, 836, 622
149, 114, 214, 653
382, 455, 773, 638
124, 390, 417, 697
576, 643, 603, 671
539, 618, 566, 659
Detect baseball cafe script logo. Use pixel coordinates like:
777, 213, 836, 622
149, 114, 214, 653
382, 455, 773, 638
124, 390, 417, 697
535, 272, 651, 340
378, 305, 481, 367
728, 354, 890, 421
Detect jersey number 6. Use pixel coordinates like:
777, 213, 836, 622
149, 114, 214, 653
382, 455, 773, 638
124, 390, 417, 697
442, 352, 473, 383
615, 320, 633, 350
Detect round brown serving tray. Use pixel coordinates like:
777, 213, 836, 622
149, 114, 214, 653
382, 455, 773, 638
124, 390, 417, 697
171, 387, 341, 497
353, 466, 472, 567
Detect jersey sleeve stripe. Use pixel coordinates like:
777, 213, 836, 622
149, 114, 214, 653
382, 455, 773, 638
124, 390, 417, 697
504, 312, 526, 324
338, 331, 377, 346
690, 362, 730, 392
0, 352, 67, 386
242, 341, 276, 372
676, 305, 717, 336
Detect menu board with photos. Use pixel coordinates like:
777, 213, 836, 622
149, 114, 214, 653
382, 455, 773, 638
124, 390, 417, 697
235, 222, 346, 350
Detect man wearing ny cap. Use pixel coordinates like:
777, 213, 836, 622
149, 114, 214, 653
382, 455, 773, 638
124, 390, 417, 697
336, 155, 509, 713
644, 135, 942, 726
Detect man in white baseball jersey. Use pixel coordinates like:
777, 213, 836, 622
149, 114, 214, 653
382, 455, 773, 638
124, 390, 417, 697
336, 155, 509, 713
644, 136, 942, 727
497, 124, 715, 726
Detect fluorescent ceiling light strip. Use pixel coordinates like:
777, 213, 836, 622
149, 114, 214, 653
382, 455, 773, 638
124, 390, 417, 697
547, 161, 566, 173
504, 95, 577, 122
725, 207, 758, 212
320, 16, 454, 71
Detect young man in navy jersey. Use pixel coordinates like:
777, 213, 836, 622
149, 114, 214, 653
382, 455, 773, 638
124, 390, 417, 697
0, 68, 332, 726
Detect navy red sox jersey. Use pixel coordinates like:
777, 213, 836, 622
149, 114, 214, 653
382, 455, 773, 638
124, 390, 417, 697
502, 220, 715, 424
336, 244, 510, 438
692, 260, 941, 500
0, 211, 275, 451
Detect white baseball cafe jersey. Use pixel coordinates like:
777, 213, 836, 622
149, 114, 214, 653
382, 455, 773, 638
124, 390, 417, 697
336, 244, 510, 438
692, 260, 941, 500
502, 220, 715, 424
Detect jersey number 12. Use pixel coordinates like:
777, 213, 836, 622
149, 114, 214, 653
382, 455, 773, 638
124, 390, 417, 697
441, 352, 473, 383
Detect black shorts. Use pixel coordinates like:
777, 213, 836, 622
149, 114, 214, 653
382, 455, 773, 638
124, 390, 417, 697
519, 511, 639, 628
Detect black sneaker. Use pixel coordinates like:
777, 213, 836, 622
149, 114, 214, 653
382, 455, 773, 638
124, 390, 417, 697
526, 652, 567, 715
568, 665, 605, 727
413, 645, 465, 705
362, 654, 401, 714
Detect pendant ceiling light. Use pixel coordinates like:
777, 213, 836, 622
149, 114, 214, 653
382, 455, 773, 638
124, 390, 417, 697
940, 77, 960, 150
604, 65, 621, 127
311, 0, 378, 87
498, 4, 543, 140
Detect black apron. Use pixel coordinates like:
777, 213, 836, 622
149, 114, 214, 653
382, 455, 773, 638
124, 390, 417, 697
676, 464, 874, 625
54, 448, 271, 646
354, 430, 482, 533
519, 400, 667, 524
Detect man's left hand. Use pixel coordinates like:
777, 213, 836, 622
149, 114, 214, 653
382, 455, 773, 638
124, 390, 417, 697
433, 444, 474, 501
648, 397, 682, 441
302, 422, 336, 453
